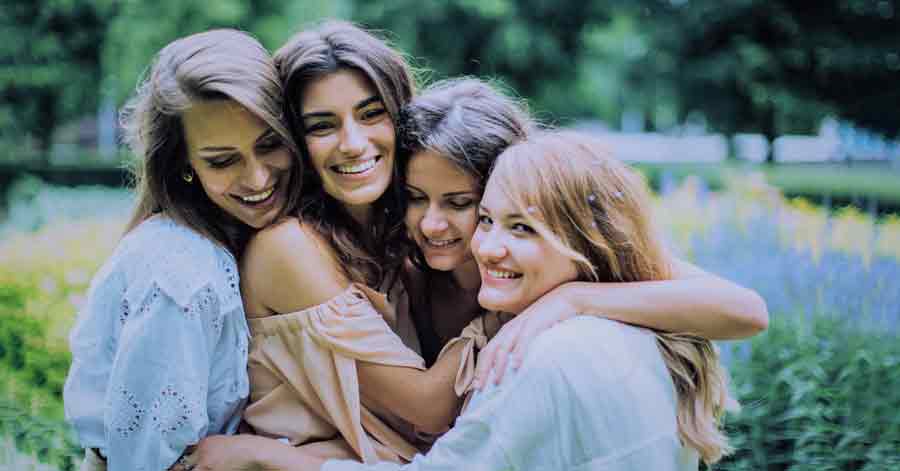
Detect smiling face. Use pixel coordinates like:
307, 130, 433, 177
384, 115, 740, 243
183, 99, 293, 229
300, 68, 395, 220
471, 177, 579, 314
405, 150, 481, 272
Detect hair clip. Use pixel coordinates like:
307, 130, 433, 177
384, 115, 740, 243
587, 194, 597, 204
612, 191, 624, 199
590, 221, 598, 228
526, 206, 537, 214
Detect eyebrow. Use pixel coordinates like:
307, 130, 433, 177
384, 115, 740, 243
407, 184, 476, 198
197, 129, 275, 154
255, 129, 277, 143
479, 204, 524, 220
198, 146, 236, 153
301, 95, 383, 120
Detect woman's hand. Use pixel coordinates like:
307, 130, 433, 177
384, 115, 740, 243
473, 285, 577, 389
174, 434, 289, 471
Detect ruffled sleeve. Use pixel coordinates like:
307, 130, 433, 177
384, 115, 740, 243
64, 216, 248, 471
245, 284, 426, 463
103, 282, 229, 470
434, 312, 512, 399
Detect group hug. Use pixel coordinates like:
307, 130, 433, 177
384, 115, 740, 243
62, 20, 768, 471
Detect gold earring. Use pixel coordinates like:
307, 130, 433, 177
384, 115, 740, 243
182, 171, 194, 183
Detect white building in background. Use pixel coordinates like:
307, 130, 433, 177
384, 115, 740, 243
570, 116, 897, 164
592, 133, 727, 163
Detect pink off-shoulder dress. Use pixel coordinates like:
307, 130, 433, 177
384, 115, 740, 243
242, 282, 431, 464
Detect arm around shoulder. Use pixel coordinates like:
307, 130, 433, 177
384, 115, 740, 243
540, 257, 768, 340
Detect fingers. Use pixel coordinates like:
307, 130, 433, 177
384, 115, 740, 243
493, 320, 526, 385
473, 337, 497, 390
474, 320, 527, 390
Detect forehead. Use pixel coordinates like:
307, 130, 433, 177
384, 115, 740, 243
300, 68, 378, 113
407, 150, 478, 193
182, 100, 268, 150
480, 176, 519, 214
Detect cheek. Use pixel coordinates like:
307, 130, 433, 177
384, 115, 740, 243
375, 122, 396, 150
404, 207, 423, 233
470, 228, 485, 257
454, 211, 480, 241
304, 138, 331, 170
273, 149, 295, 171
195, 171, 231, 197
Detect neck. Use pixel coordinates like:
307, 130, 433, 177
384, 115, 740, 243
451, 258, 482, 293
345, 203, 373, 227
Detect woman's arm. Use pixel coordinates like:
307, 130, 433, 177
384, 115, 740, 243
473, 257, 767, 387
182, 434, 332, 471
555, 258, 768, 339
243, 219, 463, 433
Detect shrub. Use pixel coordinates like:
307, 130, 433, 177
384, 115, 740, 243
719, 317, 900, 470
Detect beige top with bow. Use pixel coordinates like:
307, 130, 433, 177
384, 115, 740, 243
243, 283, 428, 464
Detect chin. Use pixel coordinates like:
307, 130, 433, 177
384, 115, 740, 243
477, 290, 516, 313
424, 256, 457, 272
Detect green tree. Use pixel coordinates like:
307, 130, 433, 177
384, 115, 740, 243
0, 0, 116, 162
351, 0, 614, 122
630, 0, 900, 151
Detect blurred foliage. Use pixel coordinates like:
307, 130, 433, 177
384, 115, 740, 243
719, 316, 900, 470
628, 0, 900, 141
2, 0, 899, 164
0, 0, 115, 161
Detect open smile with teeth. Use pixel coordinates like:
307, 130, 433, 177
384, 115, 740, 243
333, 157, 378, 174
426, 237, 461, 248
237, 187, 274, 204
487, 269, 521, 279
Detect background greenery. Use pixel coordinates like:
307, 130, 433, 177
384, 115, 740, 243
2, 0, 898, 162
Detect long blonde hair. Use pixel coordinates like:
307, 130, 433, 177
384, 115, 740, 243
121, 29, 300, 256
492, 130, 737, 464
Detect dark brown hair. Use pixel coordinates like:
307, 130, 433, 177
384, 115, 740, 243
121, 29, 300, 256
275, 20, 414, 286
396, 77, 534, 273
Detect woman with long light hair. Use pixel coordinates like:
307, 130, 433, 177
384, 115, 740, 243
64, 29, 300, 471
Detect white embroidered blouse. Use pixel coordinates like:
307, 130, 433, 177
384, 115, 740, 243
63, 215, 250, 471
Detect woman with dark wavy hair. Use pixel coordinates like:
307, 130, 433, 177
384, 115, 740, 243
63, 28, 300, 471
184, 21, 471, 470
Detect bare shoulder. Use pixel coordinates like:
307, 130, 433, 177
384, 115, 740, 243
241, 217, 349, 314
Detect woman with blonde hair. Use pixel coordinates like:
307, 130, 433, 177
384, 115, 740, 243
63, 29, 300, 471
397, 78, 766, 389
323, 129, 737, 470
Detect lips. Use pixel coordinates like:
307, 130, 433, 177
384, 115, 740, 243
332, 156, 380, 175
238, 187, 274, 203
230, 179, 280, 209
485, 268, 522, 279
425, 237, 462, 249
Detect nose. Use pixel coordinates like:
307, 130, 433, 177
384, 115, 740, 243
338, 120, 367, 157
420, 205, 449, 236
475, 227, 507, 262
243, 156, 269, 191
